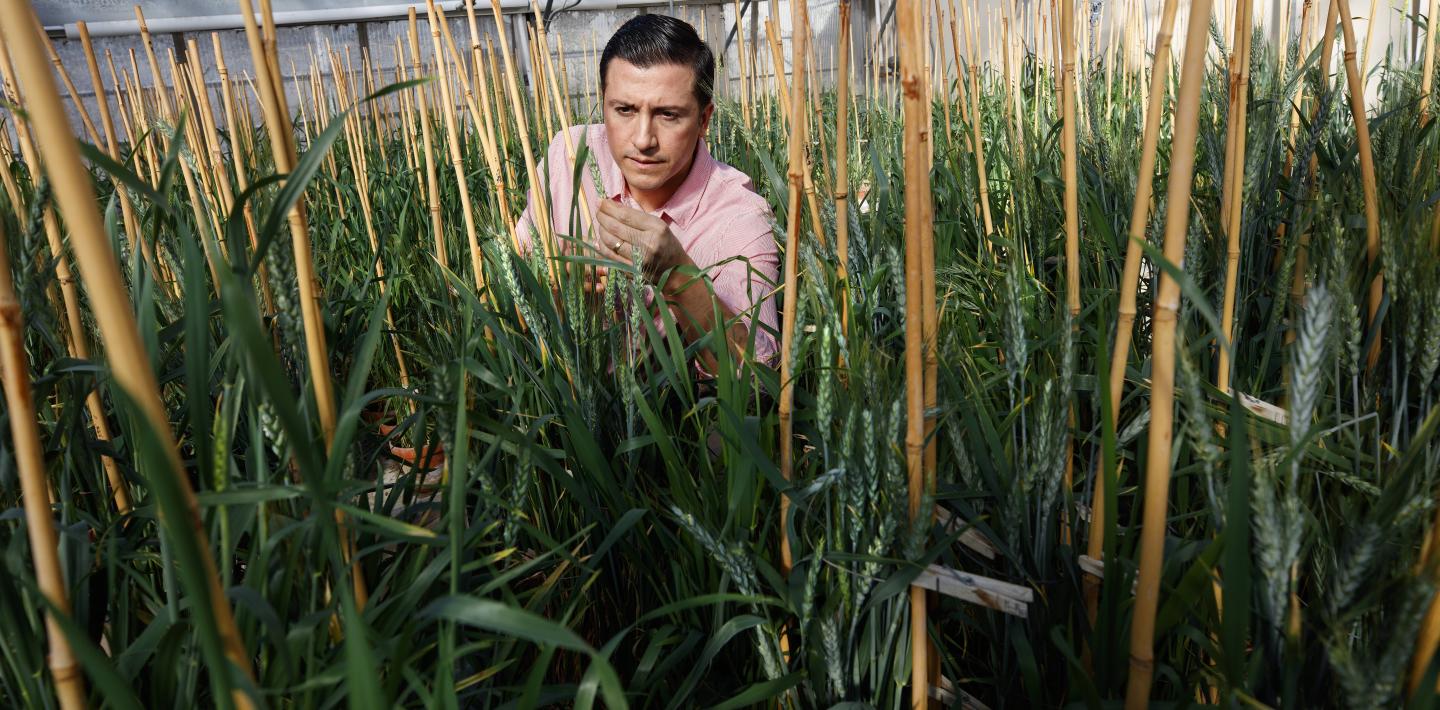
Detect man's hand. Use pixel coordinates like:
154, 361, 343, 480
593, 198, 695, 288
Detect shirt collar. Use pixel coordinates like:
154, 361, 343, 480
593, 124, 715, 229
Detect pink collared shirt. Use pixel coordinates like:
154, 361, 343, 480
516, 123, 780, 366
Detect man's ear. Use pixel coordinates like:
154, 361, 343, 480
700, 102, 714, 133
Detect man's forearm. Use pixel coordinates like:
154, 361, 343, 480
662, 269, 754, 372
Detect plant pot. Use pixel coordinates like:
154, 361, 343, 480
388, 443, 445, 467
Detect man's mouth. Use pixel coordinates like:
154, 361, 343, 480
627, 156, 663, 167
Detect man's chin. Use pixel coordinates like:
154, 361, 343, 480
620, 173, 665, 193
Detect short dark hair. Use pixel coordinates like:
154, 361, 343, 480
600, 14, 715, 107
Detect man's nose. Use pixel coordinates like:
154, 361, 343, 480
634, 117, 659, 151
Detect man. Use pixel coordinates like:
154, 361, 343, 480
517, 14, 779, 372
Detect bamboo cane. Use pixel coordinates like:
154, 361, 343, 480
528, 25, 555, 144
123, 50, 163, 186
1059, 0, 1080, 321
212, 33, 276, 320
328, 51, 412, 395
835, 0, 852, 340
735, 0, 753, 130
488, 0, 559, 285
1421, 0, 1440, 250
898, 0, 935, 698
405, 9, 449, 272
1422, 0, 1438, 122
427, 0, 486, 293
0, 218, 87, 710
163, 52, 225, 286
104, 50, 138, 154
947, 12, 969, 142
530, 0, 595, 244
1284, 0, 1339, 372
486, 38, 513, 153
0, 132, 20, 210
1360, 0, 1380, 77
133, 7, 176, 131
1058, 0, 1080, 551
919, 1, 942, 688
238, 0, 339, 441
758, 18, 825, 251
393, 44, 417, 176
1217, 0, 1254, 393
35, 18, 101, 148
184, 40, 236, 249
394, 43, 420, 177
1124, 0, 1215, 702
777, 0, 810, 582
0, 32, 133, 516
1002, 12, 1024, 167
1086, 0, 1180, 632
933, 0, 954, 142
469, 44, 522, 251
962, 0, 995, 237
76, 22, 154, 293
0, 5, 257, 701
237, 0, 367, 609
1332, 0, 1384, 370
555, 35, 575, 123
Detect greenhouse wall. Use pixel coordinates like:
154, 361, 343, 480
7, 0, 1431, 143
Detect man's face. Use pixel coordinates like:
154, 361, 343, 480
602, 58, 713, 209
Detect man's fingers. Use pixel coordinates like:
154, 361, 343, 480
592, 231, 630, 265
596, 210, 644, 250
600, 196, 663, 230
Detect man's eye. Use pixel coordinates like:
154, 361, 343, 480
615, 106, 634, 115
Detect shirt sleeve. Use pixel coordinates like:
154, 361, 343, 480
514, 126, 587, 257
706, 221, 781, 366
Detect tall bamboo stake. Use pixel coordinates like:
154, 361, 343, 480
777, 0, 810, 581
427, 0, 486, 293
1086, 0, 1180, 630
123, 49, 160, 186
237, 0, 366, 609
133, 7, 176, 132
0, 5, 256, 701
213, 33, 276, 320
835, 0, 852, 340
898, 0, 936, 700
1217, 0, 1254, 393
735, 0, 753, 130
488, 0, 559, 284
1332, 0, 1384, 370
529, 0, 595, 244
1422, 0, 1438, 122
961, 0, 994, 237
0, 31, 133, 515
0, 216, 87, 710
1058, 0, 1080, 551
238, 0, 339, 441
1284, 0, 1339, 369
163, 51, 225, 286
36, 19, 101, 148
1423, 0, 1440, 250
469, 43, 522, 251
327, 49, 412, 396
1124, 0, 1215, 703
406, 9, 449, 272
76, 22, 146, 270
0, 132, 20, 209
